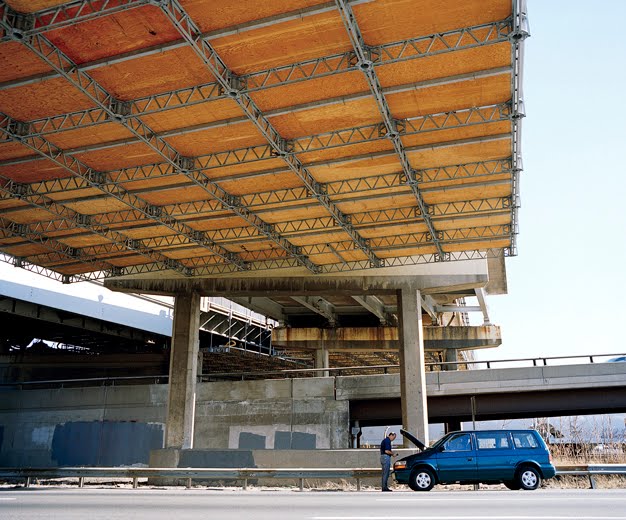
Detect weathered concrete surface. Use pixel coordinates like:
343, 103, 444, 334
398, 287, 428, 445
272, 325, 502, 351
335, 362, 626, 400
166, 292, 201, 449
3, 362, 626, 467
105, 260, 489, 297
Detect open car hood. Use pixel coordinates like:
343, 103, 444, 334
400, 428, 426, 450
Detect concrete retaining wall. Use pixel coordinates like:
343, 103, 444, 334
0, 377, 349, 467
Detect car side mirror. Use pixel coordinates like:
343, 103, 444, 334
438, 446, 445, 452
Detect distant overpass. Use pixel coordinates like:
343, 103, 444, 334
341, 361, 626, 425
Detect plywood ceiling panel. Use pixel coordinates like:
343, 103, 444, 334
0, 0, 522, 280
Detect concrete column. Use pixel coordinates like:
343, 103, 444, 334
397, 286, 429, 445
314, 347, 329, 377
444, 348, 458, 371
165, 292, 201, 449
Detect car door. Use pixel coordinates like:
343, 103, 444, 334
436, 432, 477, 483
475, 431, 516, 481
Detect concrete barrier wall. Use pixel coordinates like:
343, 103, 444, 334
2, 363, 624, 467
0, 377, 349, 467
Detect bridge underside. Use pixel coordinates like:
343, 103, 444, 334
351, 387, 626, 426
0, 0, 528, 451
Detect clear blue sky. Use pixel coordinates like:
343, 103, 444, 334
1, 1, 624, 362
476, 0, 626, 360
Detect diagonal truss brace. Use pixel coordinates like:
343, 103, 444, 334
1, 20, 317, 274
155, 0, 382, 269
0, 112, 247, 271
334, 0, 445, 260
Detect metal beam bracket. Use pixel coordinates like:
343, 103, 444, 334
271, 138, 294, 158
109, 99, 132, 122
224, 73, 246, 98
4, 9, 34, 42
177, 155, 195, 172
6, 118, 30, 139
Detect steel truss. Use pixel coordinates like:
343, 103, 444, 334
2, 159, 512, 243
0, 1, 522, 280
0, 112, 250, 274
152, 0, 381, 268
1, 21, 319, 273
0, 0, 146, 43
0, 5, 512, 96
5, 102, 511, 179
335, 0, 443, 258
13, 194, 512, 269
0, 173, 213, 278
509, 0, 529, 256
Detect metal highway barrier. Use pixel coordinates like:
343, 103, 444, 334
2, 352, 625, 388
0, 465, 624, 490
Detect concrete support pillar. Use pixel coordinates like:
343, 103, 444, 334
444, 348, 458, 371
397, 286, 429, 445
314, 347, 329, 377
165, 292, 201, 449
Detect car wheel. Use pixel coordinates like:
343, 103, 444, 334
408, 467, 435, 491
504, 480, 521, 490
517, 466, 541, 490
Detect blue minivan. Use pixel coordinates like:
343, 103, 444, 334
393, 429, 556, 491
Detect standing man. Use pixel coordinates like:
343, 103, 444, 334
380, 431, 397, 491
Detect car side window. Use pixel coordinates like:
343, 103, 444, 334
475, 432, 510, 450
444, 433, 473, 451
512, 432, 539, 449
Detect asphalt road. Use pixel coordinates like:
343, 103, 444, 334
1, 488, 626, 520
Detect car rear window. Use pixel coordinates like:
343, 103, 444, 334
512, 432, 539, 449
475, 432, 510, 449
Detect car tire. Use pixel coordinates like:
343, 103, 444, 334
517, 466, 541, 490
408, 467, 435, 491
504, 480, 521, 490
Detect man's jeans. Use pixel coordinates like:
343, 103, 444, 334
380, 454, 391, 489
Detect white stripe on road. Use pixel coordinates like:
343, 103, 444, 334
0, 498, 16, 500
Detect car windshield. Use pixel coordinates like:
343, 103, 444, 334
429, 433, 453, 451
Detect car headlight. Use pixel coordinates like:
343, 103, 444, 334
393, 461, 407, 470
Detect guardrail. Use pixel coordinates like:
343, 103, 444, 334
2, 352, 625, 388
0, 467, 380, 491
0, 465, 624, 490
555, 464, 626, 489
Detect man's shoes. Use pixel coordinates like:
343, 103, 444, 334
382, 488, 393, 492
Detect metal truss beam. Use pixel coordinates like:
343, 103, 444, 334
335, 0, 445, 259
32, 223, 511, 273
0, 112, 248, 273
1, 126, 511, 213
0, 0, 372, 46
10, 102, 511, 176
0, 252, 106, 283
156, 0, 381, 269
0, 214, 118, 276
291, 296, 337, 327
508, 0, 529, 257
0, 11, 511, 95
1, 246, 511, 282
2, 22, 317, 274
3, 170, 511, 244
0, 0, 147, 43
0, 81, 511, 170
0, 174, 201, 278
